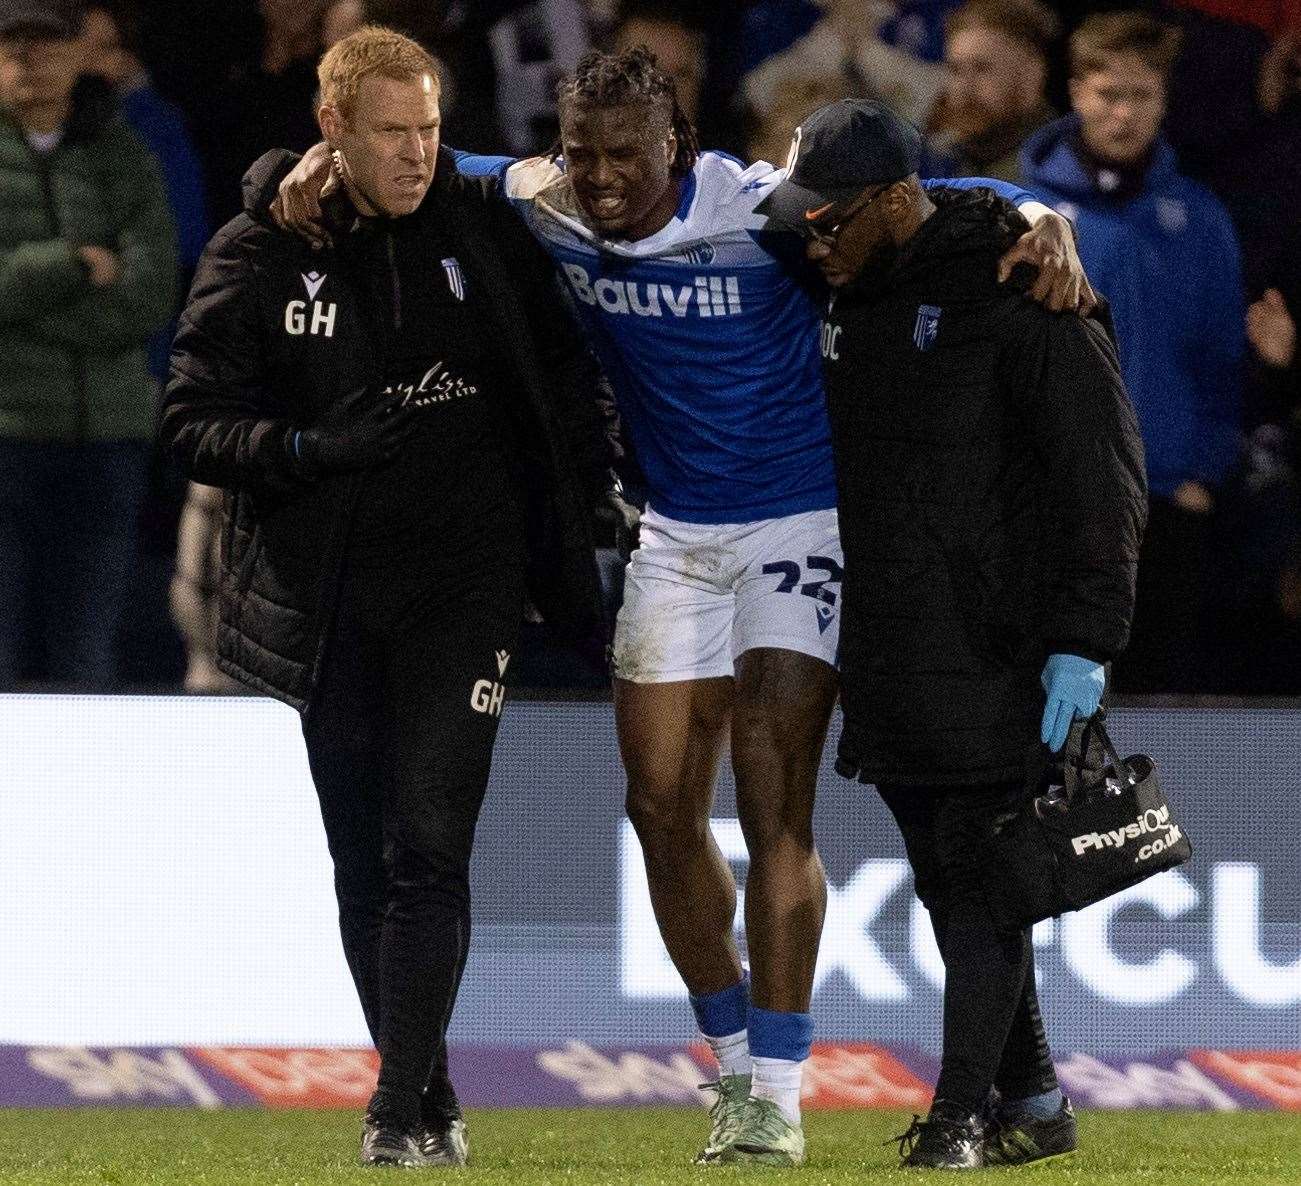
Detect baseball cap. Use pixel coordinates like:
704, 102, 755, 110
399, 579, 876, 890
756, 99, 922, 231
0, 0, 84, 39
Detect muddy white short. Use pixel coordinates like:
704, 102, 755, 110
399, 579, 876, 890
611, 506, 843, 683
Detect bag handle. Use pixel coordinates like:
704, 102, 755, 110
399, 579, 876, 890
1057, 713, 1134, 806
1080, 713, 1136, 789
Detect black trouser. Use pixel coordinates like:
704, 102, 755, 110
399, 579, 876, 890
878, 782, 1059, 1114
302, 552, 524, 1129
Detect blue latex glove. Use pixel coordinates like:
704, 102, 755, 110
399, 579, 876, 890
1039, 653, 1105, 752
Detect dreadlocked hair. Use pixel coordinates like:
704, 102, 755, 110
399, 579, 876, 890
553, 46, 700, 177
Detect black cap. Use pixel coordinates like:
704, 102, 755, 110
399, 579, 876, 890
0, 0, 83, 38
757, 99, 922, 230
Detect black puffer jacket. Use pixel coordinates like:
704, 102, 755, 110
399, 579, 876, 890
822, 188, 1147, 786
161, 147, 615, 713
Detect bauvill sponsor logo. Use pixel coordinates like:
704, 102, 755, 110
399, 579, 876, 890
1070, 804, 1183, 863
562, 262, 742, 319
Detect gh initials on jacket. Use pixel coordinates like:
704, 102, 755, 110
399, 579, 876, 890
284, 270, 337, 338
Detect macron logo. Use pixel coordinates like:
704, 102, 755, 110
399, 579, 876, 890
302, 271, 326, 300
562, 263, 742, 319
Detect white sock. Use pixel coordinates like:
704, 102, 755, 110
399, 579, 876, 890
704, 1027, 751, 1080
751, 1055, 804, 1126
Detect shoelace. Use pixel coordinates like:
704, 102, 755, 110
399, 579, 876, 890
698, 1081, 745, 1139
889, 1114, 925, 1159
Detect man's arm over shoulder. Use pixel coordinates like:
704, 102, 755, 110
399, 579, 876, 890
924, 175, 1037, 209
1003, 300, 1148, 661
161, 222, 303, 493
450, 148, 518, 183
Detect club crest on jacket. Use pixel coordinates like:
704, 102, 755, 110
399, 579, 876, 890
913, 304, 941, 352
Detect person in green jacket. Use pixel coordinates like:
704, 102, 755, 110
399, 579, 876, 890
0, 0, 176, 687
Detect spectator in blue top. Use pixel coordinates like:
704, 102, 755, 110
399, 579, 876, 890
1020, 9, 1245, 693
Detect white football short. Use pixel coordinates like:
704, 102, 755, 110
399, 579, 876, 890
611, 506, 843, 683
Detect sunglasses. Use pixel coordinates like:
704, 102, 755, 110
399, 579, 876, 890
802, 184, 892, 247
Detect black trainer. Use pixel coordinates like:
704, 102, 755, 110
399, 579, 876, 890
984, 1096, 1077, 1166
419, 1090, 469, 1167
418, 1114, 469, 1166
893, 1099, 985, 1169
361, 1111, 423, 1168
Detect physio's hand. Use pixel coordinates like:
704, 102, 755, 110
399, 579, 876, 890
271, 141, 339, 250
999, 210, 1097, 315
1040, 653, 1105, 752
77, 244, 121, 287
296, 388, 419, 475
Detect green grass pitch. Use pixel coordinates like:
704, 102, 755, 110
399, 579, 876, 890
1, 1107, 1297, 1185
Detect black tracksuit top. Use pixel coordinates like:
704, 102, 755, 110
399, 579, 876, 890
161, 148, 616, 712
821, 188, 1148, 787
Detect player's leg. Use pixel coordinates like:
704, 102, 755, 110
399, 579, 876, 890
720, 509, 841, 1165
615, 675, 739, 992
611, 510, 748, 999
611, 511, 753, 1161
732, 647, 837, 1011
724, 646, 836, 1167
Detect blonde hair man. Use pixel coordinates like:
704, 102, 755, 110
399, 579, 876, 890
162, 24, 617, 1169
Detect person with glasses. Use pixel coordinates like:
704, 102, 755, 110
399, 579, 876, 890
761, 98, 1147, 1170
263, 50, 1094, 1167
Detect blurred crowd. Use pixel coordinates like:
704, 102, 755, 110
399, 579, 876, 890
1, 0, 1299, 694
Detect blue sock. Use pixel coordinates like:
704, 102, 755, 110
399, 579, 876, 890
689, 975, 750, 1038
748, 1005, 814, 1062
1006, 1088, 1063, 1120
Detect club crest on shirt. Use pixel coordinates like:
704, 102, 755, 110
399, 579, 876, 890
680, 241, 716, 266
442, 257, 466, 301
913, 304, 942, 352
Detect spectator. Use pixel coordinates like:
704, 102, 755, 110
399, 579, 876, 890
0, 0, 176, 688
743, 0, 947, 130
613, 3, 706, 123
1021, 10, 1245, 693
925, 0, 1059, 181
1212, 238, 1301, 694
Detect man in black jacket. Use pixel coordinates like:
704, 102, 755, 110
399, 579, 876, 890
161, 27, 614, 1169
760, 101, 1146, 1170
